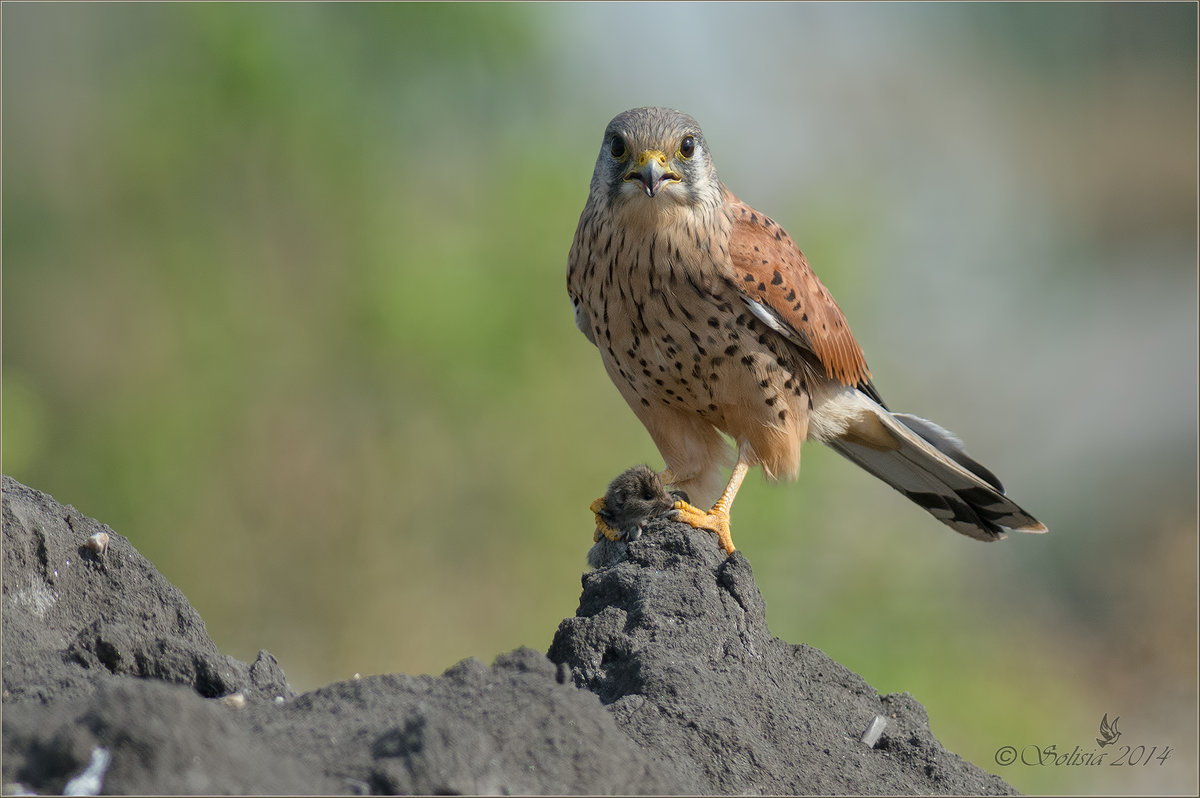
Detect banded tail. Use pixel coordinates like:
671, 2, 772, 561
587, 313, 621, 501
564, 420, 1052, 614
819, 389, 1047, 541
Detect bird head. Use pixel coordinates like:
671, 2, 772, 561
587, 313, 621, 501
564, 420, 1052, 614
589, 107, 721, 213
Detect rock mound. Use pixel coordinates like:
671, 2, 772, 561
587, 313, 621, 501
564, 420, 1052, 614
2, 472, 1013, 794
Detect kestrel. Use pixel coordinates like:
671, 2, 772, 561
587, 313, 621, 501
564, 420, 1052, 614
568, 107, 1046, 555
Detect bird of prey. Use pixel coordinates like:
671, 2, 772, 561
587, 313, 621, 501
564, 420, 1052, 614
568, 106, 1047, 555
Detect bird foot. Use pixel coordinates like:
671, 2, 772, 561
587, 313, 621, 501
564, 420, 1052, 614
589, 497, 624, 543
669, 500, 737, 555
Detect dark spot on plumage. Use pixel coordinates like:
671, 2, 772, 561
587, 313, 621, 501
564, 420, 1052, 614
708, 403, 718, 412
626, 349, 636, 358
750, 212, 758, 223
801, 313, 809, 322
689, 330, 701, 344
793, 302, 803, 312
779, 410, 788, 421
759, 379, 770, 388
665, 388, 674, 396
641, 397, 650, 406
757, 333, 769, 345
678, 303, 694, 322
784, 378, 795, 389
709, 372, 720, 381
761, 259, 769, 265
786, 288, 796, 302
655, 378, 664, 386
905, 492, 948, 511
707, 316, 720, 328
724, 344, 738, 356
765, 396, 776, 406
957, 486, 1006, 510
741, 355, 754, 366
711, 356, 725, 368
774, 231, 782, 241
674, 395, 684, 402
771, 270, 783, 285
639, 358, 647, 367
744, 273, 755, 282
757, 282, 766, 291
697, 346, 707, 356
674, 361, 683, 370
642, 369, 652, 377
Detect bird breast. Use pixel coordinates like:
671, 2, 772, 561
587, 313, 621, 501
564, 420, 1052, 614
570, 205, 815, 477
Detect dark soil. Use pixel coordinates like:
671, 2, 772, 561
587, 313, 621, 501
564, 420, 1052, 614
2, 471, 1015, 795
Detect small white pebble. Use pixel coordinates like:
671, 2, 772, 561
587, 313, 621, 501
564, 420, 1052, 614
273, 695, 285, 705
220, 692, 247, 709
63, 747, 110, 796
86, 532, 110, 557
860, 715, 887, 748
352, 672, 361, 680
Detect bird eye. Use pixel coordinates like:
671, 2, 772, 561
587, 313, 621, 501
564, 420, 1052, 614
609, 134, 627, 159
679, 135, 696, 159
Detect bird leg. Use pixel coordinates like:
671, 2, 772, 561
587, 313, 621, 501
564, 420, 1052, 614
664, 449, 752, 556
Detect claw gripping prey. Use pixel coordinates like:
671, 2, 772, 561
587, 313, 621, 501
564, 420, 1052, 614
589, 463, 745, 556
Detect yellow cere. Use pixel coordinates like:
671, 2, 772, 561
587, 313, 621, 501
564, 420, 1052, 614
636, 150, 668, 167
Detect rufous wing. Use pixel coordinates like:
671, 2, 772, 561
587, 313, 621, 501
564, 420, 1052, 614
724, 192, 871, 388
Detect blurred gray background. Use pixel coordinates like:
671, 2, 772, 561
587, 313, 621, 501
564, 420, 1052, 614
3, 3, 1196, 794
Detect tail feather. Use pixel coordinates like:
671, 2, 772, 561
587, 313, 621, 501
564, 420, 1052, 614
820, 392, 1047, 541
890, 412, 1005, 492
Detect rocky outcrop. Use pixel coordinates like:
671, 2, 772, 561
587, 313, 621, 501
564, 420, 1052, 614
2, 473, 1013, 795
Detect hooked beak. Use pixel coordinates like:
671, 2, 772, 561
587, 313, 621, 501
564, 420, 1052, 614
625, 150, 682, 197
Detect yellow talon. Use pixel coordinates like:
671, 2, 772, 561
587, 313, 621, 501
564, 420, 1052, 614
670, 499, 737, 555
590, 497, 623, 542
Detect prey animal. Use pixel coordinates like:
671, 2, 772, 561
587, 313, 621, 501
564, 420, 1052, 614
567, 106, 1046, 554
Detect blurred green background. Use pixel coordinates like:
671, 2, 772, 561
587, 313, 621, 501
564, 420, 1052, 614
3, 3, 1196, 794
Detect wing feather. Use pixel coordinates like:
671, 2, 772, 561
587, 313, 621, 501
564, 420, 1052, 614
724, 190, 871, 389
